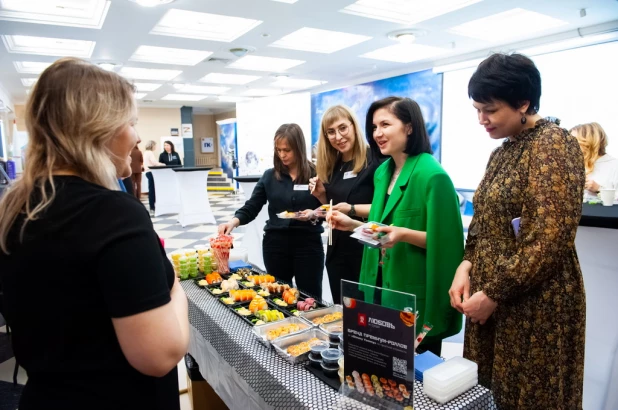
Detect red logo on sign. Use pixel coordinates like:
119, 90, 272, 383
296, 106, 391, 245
358, 313, 367, 326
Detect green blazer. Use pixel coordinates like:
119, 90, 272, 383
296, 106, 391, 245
358, 153, 463, 345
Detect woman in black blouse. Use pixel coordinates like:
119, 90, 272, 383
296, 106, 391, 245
309, 105, 380, 303
219, 124, 324, 298
158, 140, 182, 166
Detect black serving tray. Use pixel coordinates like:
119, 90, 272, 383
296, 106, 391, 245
304, 362, 341, 391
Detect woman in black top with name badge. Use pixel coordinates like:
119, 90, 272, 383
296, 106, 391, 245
219, 124, 324, 298
309, 105, 380, 303
159, 140, 182, 166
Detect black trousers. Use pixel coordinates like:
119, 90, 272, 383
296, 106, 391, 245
145, 172, 155, 211
262, 230, 324, 299
326, 244, 364, 304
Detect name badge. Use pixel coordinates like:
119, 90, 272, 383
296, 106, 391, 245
294, 184, 309, 191
343, 171, 357, 180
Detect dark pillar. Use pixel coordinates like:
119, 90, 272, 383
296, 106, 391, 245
181, 106, 195, 167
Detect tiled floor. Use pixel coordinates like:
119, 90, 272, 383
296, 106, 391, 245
0, 192, 464, 409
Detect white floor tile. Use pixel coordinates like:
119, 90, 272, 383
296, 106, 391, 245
152, 223, 174, 231
157, 230, 185, 239
163, 238, 200, 250
186, 225, 220, 233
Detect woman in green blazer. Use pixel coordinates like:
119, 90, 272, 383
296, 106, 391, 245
329, 97, 463, 355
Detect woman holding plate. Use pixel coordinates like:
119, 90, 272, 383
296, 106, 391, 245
219, 124, 324, 298
328, 97, 463, 355
309, 105, 380, 304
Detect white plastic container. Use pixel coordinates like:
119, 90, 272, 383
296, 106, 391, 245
423, 357, 478, 404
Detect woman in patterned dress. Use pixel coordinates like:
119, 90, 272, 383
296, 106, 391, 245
448, 53, 586, 409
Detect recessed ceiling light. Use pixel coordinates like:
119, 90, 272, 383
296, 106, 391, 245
119, 67, 182, 81
270, 78, 326, 89
448, 8, 568, 42
130, 45, 212, 66
133, 82, 162, 92
270, 0, 299, 3
228, 55, 305, 72
135, 92, 147, 99
173, 84, 230, 94
21, 78, 37, 87
161, 93, 208, 101
341, 0, 483, 25
361, 44, 448, 63
150, 9, 262, 42
218, 96, 252, 102
0, 0, 111, 29
1, 35, 95, 58
241, 88, 285, 97
13, 61, 52, 74
387, 29, 427, 44
199, 72, 261, 85
128, 0, 176, 7
98, 62, 118, 71
270, 27, 371, 53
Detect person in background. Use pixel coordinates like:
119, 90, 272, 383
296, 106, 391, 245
328, 97, 463, 356
309, 105, 380, 304
144, 140, 164, 217
159, 141, 182, 166
570, 122, 618, 200
0, 58, 188, 410
130, 142, 143, 201
449, 53, 586, 410
218, 124, 324, 298
121, 175, 133, 195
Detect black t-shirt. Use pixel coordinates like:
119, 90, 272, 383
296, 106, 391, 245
159, 151, 182, 166
0, 176, 179, 410
323, 152, 380, 260
234, 168, 323, 233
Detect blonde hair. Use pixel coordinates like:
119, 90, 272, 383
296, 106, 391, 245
145, 140, 156, 151
571, 122, 608, 174
316, 105, 367, 183
0, 57, 136, 253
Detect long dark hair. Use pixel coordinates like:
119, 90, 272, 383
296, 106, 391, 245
163, 140, 176, 153
365, 96, 432, 160
273, 123, 314, 184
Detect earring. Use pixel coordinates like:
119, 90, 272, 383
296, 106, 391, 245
520, 114, 527, 124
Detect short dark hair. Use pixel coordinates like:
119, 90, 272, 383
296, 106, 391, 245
163, 140, 175, 152
468, 53, 541, 115
365, 96, 432, 159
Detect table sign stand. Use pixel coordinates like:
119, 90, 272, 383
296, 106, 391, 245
335, 280, 416, 410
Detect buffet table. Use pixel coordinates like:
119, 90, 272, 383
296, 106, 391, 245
182, 279, 496, 410
233, 175, 267, 270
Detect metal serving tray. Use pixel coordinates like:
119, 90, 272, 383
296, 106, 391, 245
272, 328, 330, 365
252, 316, 312, 348
298, 305, 343, 327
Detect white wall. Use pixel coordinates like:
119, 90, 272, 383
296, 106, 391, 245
236, 92, 311, 176
442, 41, 618, 189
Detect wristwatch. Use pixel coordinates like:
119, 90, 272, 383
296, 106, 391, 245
349, 204, 356, 217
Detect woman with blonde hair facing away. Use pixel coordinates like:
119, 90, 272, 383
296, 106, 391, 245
0, 58, 188, 410
570, 122, 618, 200
144, 140, 165, 216
309, 105, 380, 303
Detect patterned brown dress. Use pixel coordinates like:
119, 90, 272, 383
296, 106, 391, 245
463, 119, 586, 410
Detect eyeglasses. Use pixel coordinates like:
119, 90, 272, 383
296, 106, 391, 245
325, 122, 352, 139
